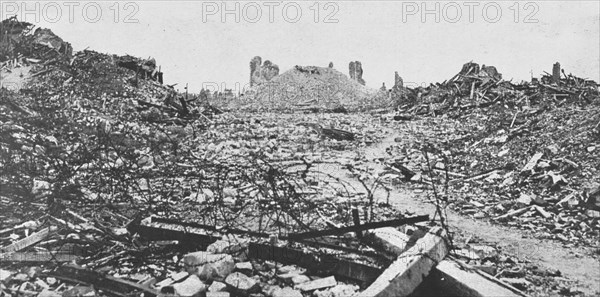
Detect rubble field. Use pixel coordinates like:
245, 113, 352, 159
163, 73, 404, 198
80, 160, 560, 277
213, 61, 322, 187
1, 17, 599, 297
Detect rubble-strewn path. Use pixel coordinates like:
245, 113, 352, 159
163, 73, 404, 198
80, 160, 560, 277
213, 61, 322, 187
323, 124, 600, 296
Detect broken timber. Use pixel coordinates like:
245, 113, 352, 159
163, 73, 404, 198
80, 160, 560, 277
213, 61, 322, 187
127, 220, 218, 248
132, 217, 385, 284
287, 215, 429, 240
358, 226, 527, 297
0, 251, 78, 263
0, 226, 56, 253
143, 215, 428, 243
135, 217, 384, 258
48, 265, 159, 297
248, 243, 382, 284
356, 227, 449, 297
429, 259, 526, 297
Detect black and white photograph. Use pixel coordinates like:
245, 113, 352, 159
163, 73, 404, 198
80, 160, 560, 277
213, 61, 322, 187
0, 1, 599, 296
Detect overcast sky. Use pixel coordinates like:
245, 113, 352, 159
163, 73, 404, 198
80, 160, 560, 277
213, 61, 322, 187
2, 1, 599, 93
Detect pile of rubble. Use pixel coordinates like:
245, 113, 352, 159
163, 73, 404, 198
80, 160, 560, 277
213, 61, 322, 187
0, 206, 428, 297
381, 62, 599, 248
383, 101, 599, 247
1, 17, 72, 64
240, 58, 391, 112
2, 17, 598, 296
394, 61, 599, 116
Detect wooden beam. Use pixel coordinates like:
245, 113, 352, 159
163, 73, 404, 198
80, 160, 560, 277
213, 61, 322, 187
248, 243, 382, 283
288, 215, 429, 240
430, 260, 526, 297
128, 223, 218, 248
0, 251, 78, 263
0, 226, 55, 253
141, 218, 385, 257
48, 265, 159, 297
357, 227, 448, 297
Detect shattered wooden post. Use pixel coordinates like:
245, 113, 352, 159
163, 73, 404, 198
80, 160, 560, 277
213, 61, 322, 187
352, 208, 363, 239
356, 227, 448, 297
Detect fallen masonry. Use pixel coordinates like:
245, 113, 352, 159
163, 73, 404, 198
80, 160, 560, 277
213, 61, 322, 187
1, 16, 598, 297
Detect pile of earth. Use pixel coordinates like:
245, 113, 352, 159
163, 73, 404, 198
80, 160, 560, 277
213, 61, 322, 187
246, 65, 392, 112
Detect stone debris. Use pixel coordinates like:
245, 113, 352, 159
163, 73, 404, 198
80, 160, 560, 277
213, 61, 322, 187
208, 281, 228, 292
225, 272, 260, 295
168, 275, 206, 297
0, 16, 596, 297
272, 287, 303, 297
206, 292, 230, 297
295, 276, 337, 292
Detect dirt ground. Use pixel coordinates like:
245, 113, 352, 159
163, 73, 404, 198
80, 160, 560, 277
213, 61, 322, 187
363, 129, 600, 296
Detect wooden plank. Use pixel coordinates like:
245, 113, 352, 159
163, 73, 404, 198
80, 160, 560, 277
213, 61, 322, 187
248, 243, 382, 283
288, 215, 429, 240
0, 227, 55, 253
357, 227, 448, 297
0, 251, 78, 263
143, 218, 384, 257
129, 223, 218, 247
48, 265, 159, 297
430, 260, 526, 297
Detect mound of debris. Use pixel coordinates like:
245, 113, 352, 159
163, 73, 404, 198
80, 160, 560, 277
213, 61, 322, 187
1, 17, 72, 63
382, 62, 599, 247
246, 63, 391, 112
393, 61, 599, 116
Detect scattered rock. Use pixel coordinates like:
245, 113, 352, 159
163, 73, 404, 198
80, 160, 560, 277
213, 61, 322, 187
314, 284, 360, 297
0, 269, 13, 283
295, 276, 337, 292
225, 272, 260, 295
183, 252, 234, 279
235, 262, 253, 274
206, 292, 230, 297
198, 255, 235, 281
39, 289, 62, 297
170, 275, 206, 297
208, 281, 228, 292
516, 194, 533, 206
62, 286, 96, 297
272, 287, 303, 297
290, 274, 310, 285
276, 265, 305, 275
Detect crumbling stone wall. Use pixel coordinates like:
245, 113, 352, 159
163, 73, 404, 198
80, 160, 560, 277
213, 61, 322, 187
348, 61, 365, 86
250, 56, 279, 86
394, 71, 403, 89
249, 56, 262, 87
391, 71, 411, 104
